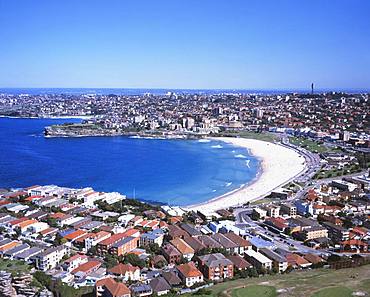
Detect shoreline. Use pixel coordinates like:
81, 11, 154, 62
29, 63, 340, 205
0, 115, 93, 120
186, 137, 307, 213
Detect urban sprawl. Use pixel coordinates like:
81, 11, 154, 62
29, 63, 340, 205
0, 91, 369, 297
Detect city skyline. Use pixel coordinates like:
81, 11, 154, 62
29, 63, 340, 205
1, 0, 370, 89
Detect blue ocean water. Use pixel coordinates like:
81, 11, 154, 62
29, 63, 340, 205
1, 87, 367, 96
0, 118, 260, 206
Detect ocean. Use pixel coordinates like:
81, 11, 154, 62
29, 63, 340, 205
1, 87, 368, 96
0, 117, 260, 206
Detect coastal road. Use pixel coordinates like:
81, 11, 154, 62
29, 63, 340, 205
234, 208, 324, 256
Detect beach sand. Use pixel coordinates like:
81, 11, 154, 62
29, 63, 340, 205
186, 137, 306, 214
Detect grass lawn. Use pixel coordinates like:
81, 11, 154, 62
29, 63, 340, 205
0, 258, 30, 275
311, 286, 353, 297
289, 137, 329, 153
186, 265, 370, 297
232, 285, 277, 297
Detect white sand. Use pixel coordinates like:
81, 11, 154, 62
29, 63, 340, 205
186, 137, 306, 214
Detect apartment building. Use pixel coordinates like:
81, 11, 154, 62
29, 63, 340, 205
197, 253, 234, 280
35, 245, 68, 271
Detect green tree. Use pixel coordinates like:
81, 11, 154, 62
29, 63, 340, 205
124, 253, 145, 268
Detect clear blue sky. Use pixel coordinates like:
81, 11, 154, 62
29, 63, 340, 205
0, 0, 369, 90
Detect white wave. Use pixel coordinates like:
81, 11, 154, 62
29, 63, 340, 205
226, 182, 232, 187
245, 160, 250, 168
235, 154, 247, 159
198, 139, 211, 143
212, 189, 217, 192
211, 144, 223, 149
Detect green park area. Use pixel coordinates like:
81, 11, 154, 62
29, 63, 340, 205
187, 264, 370, 297
289, 137, 332, 153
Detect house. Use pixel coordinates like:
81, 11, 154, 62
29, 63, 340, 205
108, 263, 140, 281
129, 283, 152, 297
96, 277, 131, 297
161, 271, 182, 287
183, 236, 206, 253
0, 239, 19, 253
223, 232, 252, 254
180, 223, 202, 237
72, 260, 102, 279
3, 244, 30, 260
35, 245, 69, 271
167, 225, 188, 240
140, 229, 164, 247
226, 255, 252, 271
149, 277, 171, 296
176, 262, 204, 287
259, 248, 288, 273
15, 247, 43, 263
210, 233, 239, 254
285, 253, 311, 268
245, 249, 273, 271
303, 254, 324, 265
62, 254, 89, 272
197, 253, 234, 280
170, 238, 194, 261
161, 244, 182, 264
198, 235, 223, 249
85, 231, 112, 251
64, 229, 88, 242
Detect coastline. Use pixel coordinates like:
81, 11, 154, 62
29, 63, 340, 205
186, 137, 307, 213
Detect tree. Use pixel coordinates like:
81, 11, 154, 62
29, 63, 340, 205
124, 253, 146, 268
105, 254, 118, 269
54, 233, 67, 246
33, 271, 52, 288
247, 267, 259, 278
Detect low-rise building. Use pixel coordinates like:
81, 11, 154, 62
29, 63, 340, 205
197, 253, 234, 280
176, 262, 204, 287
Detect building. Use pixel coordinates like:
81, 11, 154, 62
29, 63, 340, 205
226, 255, 252, 271
281, 203, 297, 217
108, 263, 140, 281
96, 277, 131, 297
62, 254, 88, 272
140, 229, 164, 247
294, 226, 328, 241
111, 237, 139, 256
197, 253, 234, 280
176, 262, 204, 287
35, 245, 68, 271
149, 277, 171, 296
170, 238, 195, 261
259, 248, 288, 273
245, 249, 273, 271
322, 222, 350, 243
161, 244, 182, 264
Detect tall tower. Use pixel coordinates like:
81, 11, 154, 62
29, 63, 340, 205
311, 83, 314, 95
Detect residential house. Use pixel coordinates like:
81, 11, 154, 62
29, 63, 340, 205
149, 277, 171, 296
108, 263, 140, 281
96, 277, 131, 297
161, 244, 181, 264
176, 262, 204, 287
170, 238, 194, 261
226, 255, 252, 271
245, 249, 273, 271
259, 248, 288, 273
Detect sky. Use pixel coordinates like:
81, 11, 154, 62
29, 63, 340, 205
0, 0, 369, 90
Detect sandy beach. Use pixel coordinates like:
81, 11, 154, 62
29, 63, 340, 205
186, 137, 307, 213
